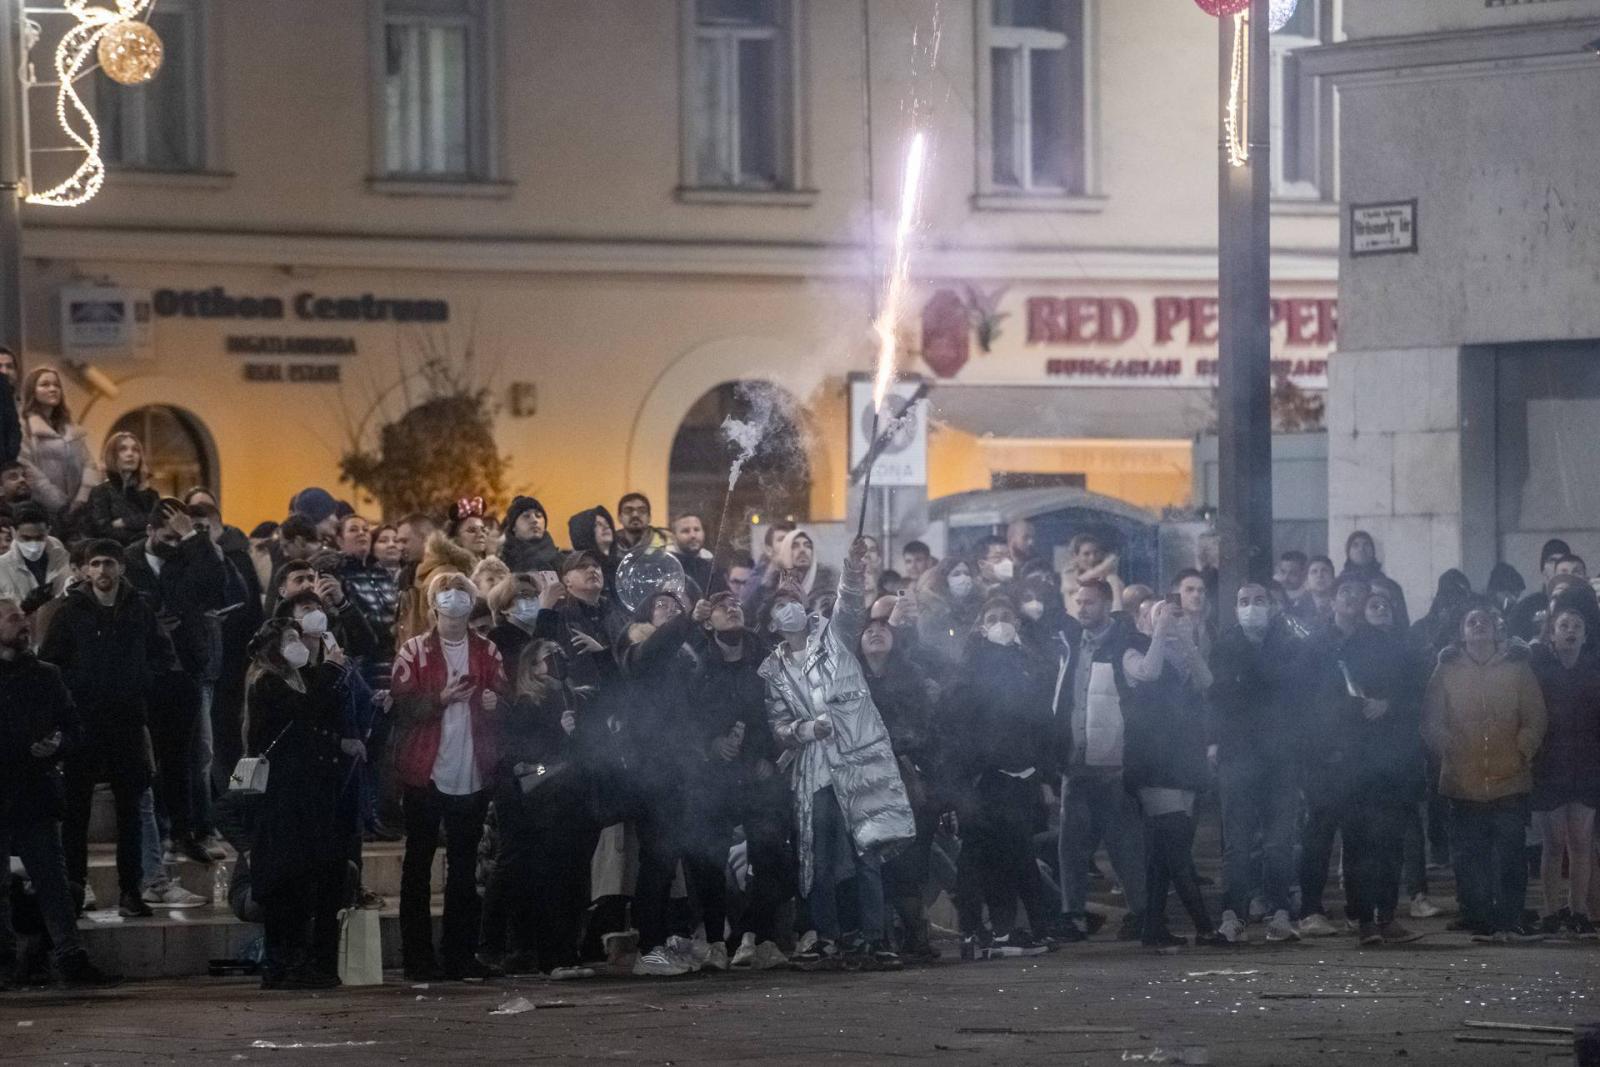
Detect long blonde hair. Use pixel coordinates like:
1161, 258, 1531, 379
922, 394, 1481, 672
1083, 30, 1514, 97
21, 367, 73, 433
516, 639, 562, 703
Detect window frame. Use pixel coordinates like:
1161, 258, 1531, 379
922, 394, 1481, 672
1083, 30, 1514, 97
974, 0, 1099, 209
1271, 0, 1338, 204
95, 0, 215, 174
368, 0, 502, 186
677, 0, 810, 199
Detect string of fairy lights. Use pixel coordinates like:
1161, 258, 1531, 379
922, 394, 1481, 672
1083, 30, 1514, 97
19, 0, 166, 207
1195, 0, 1302, 169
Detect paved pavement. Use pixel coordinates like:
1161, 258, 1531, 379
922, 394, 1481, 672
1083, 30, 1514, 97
3, 923, 1595, 1066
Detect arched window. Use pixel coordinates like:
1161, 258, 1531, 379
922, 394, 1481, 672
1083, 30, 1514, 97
107, 405, 214, 498
669, 381, 811, 553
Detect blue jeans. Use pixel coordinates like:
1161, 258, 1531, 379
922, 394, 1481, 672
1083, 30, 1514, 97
139, 787, 165, 890
1058, 770, 1146, 917
807, 786, 886, 943
1219, 754, 1300, 918
0, 818, 84, 966
1451, 795, 1530, 933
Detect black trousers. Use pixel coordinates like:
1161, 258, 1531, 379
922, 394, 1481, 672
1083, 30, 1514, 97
1344, 796, 1407, 925
62, 749, 149, 901
483, 777, 595, 972
260, 859, 345, 979
148, 674, 201, 841
401, 785, 488, 970
1299, 795, 1344, 919
1144, 810, 1211, 940
955, 771, 1051, 937
635, 784, 730, 951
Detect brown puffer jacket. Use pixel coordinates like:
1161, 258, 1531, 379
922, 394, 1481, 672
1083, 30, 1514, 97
1422, 641, 1547, 802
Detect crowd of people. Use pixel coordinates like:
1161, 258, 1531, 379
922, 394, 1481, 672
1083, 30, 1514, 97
3, 353, 1599, 993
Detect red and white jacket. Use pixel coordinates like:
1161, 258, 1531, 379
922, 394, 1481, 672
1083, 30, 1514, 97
390, 629, 507, 791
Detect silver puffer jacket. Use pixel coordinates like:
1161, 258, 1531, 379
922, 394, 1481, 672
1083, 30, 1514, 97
760, 557, 915, 895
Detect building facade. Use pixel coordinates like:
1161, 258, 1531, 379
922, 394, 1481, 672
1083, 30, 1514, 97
1315, 0, 1600, 605
17, 0, 1339, 538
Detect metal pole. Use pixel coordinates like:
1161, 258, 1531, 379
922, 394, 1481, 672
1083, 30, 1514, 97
0, 0, 25, 359
1216, 0, 1273, 607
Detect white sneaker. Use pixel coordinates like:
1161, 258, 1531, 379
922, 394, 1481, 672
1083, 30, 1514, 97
1216, 910, 1247, 944
1409, 894, 1443, 920
142, 879, 207, 909
751, 941, 790, 970
81, 884, 99, 911
549, 966, 597, 981
666, 935, 703, 972
796, 929, 818, 955
703, 941, 730, 972
1247, 896, 1268, 923
730, 932, 758, 969
1265, 910, 1300, 942
1297, 913, 1337, 938
632, 947, 690, 977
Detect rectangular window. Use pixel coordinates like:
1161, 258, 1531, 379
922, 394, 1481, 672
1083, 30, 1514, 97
1272, 0, 1325, 198
983, 0, 1087, 195
99, 1, 205, 171
688, 0, 791, 189
379, 0, 491, 179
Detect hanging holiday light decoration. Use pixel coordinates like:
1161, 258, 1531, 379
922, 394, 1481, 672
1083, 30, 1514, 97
1268, 0, 1301, 32
26, 1, 164, 207
1224, 12, 1250, 167
98, 17, 164, 85
1193, 0, 1250, 16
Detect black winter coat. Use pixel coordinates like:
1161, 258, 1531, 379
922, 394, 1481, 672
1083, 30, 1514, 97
245, 667, 350, 896
615, 612, 700, 791
37, 581, 174, 743
1299, 621, 1424, 803
0, 652, 82, 822
85, 474, 158, 546
122, 534, 232, 679
940, 637, 1055, 781
1529, 642, 1600, 811
1207, 620, 1304, 761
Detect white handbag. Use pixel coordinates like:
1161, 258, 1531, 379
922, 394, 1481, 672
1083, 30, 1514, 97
227, 723, 291, 794
338, 908, 384, 986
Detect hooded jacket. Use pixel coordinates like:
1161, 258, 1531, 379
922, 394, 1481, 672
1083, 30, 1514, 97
393, 532, 477, 650
1423, 640, 1547, 803
760, 555, 915, 894
501, 496, 564, 573
567, 505, 619, 597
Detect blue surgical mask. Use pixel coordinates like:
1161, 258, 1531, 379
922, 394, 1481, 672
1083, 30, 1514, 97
510, 597, 540, 624
771, 601, 808, 634
434, 589, 473, 619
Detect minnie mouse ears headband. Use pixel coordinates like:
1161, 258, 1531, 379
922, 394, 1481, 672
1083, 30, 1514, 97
455, 496, 485, 519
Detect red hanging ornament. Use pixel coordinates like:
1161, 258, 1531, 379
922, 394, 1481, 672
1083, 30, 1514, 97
1193, 0, 1250, 15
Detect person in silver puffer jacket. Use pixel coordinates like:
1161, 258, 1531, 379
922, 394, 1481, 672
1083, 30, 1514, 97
760, 537, 915, 971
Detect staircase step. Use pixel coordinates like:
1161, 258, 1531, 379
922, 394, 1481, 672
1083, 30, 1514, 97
84, 843, 443, 908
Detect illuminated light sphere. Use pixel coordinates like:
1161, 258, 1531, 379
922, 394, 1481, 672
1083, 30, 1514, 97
97, 20, 164, 86
1268, 0, 1300, 31
1193, 0, 1251, 16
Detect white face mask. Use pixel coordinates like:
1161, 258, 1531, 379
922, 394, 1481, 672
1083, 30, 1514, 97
1238, 604, 1270, 634
510, 597, 540, 624
298, 609, 328, 636
17, 540, 45, 562
992, 558, 1015, 582
1021, 600, 1044, 621
282, 639, 311, 669
947, 574, 974, 599
434, 589, 473, 619
984, 621, 1019, 646
771, 600, 808, 634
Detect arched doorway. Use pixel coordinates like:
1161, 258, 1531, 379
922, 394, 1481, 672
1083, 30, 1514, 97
669, 381, 811, 559
107, 405, 215, 499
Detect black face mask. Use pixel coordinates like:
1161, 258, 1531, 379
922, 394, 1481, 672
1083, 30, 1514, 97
150, 538, 181, 560
713, 628, 743, 649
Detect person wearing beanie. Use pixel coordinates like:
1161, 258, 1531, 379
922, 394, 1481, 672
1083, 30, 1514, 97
500, 496, 562, 573
287, 487, 340, 541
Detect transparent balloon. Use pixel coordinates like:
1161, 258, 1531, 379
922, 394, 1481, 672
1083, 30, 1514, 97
1268, 0, 1300, 32
616, 548, 686, 613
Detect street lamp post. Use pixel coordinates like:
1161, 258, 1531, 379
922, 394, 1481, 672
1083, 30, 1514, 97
1217, 0, 1274, 604
0, 0, 25, 356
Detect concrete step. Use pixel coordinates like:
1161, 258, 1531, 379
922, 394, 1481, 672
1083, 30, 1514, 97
86, 842, 444, 907
74, 903, 441, 979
